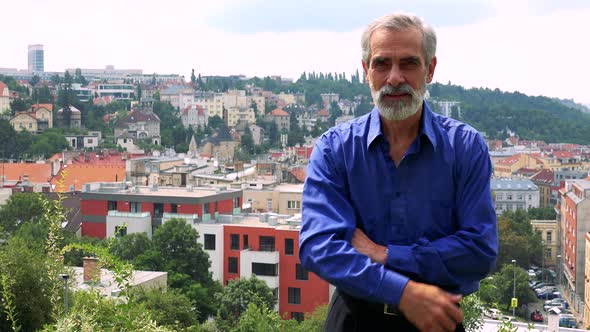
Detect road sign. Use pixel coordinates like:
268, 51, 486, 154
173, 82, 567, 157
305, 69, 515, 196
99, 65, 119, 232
511, 298, 518, 308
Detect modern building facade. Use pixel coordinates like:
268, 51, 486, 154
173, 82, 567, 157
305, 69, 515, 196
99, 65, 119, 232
79, 181, 243, 238
28, 44, 44, 72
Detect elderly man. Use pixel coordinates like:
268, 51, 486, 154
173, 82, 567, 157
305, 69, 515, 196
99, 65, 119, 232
299, 12, 498, 332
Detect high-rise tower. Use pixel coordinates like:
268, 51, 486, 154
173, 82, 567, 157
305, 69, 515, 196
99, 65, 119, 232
28, 44, 44, 72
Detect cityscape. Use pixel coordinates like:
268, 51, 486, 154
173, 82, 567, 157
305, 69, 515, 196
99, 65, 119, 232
1, 29, 590, 331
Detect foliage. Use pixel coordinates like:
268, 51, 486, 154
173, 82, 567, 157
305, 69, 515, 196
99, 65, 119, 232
496, 209, 542, 270
215, 275, 276, 331
298, 303, 328, 332
527, 207, 556, 220
0, 273, 22, 332
0, 192, 47, 235
491, 264, 536, 311
0, 237, 54, 331
232, 302, 282, 332
460, 294, 484, 332
133, 288, 199, 330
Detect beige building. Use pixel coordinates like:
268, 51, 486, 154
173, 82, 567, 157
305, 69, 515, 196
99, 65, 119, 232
195, 93, 224, 119
9, 103, 53, 133
531, 219, 558, 266
0, 81, 10, 113
276, 92, 296, 106
493, 154, 543, 177
584, 233, 590, 328
243, 183, 303, 215
227, 106, 256, 126
267, 108, 290, 132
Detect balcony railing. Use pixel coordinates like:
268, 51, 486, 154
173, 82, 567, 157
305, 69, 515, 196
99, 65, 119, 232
107, 211, 150, 218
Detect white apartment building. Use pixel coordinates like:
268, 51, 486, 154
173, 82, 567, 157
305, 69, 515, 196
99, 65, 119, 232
491, 178, 540, 215
94, 83, 135, 100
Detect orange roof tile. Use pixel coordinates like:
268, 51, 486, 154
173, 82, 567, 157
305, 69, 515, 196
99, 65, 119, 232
270, 108, 289, 116
496, 154, 521, 166
317, 109, 330, 117
50, 165, 125, 192
0, 163, 52, 183
0, 81, 7, 91
290, 167, 306, 183
32, 103, 53, 112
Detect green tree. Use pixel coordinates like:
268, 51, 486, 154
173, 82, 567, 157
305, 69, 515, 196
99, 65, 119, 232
496, 210, 542, 270
29, 74, 40, 87
191, 69, 197, 88
109, 232, 154, 263
492, 264, 536, 311
0, 192, 46, 235
0, 119, 17, 158
527, 207, 556, 220
208, 115, 224, 130
74, 68, 87, 85
233, 302, 282, 332
215, 275, 276, 331
0, 237, 53, 331
133, 288, 199, 330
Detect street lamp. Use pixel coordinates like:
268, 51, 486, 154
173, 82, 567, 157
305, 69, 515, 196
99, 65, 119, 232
512, 259, 517, 318
58, 274, 69, 315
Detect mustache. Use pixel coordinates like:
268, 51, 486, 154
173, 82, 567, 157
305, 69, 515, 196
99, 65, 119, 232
379, 84, 415, 96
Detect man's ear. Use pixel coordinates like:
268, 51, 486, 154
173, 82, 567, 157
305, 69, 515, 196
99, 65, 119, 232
426, 56, 437, 83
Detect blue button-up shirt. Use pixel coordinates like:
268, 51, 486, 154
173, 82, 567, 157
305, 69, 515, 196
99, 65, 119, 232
299, 102, 498, 306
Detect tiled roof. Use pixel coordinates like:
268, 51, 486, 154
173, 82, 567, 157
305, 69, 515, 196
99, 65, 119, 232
0, 163, 52, 183
71, 152, 134, 166
57, 106, 82, 113
0, 81, 7, 92
270, 108, 289, 116
50, 165, 126, 192
115, 108, 160, 127
531, 169, 554, 184
31, 103, 53, 112
290, 167, 306, 183
317, 109, 330, 117
553, 151, 574, 159
496, 154, 521, 166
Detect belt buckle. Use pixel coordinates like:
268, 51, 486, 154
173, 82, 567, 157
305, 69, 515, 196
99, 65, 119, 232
384, 304, 400, 316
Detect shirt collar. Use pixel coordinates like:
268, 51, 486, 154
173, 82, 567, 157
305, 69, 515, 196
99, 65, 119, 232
367, 101, 438, 151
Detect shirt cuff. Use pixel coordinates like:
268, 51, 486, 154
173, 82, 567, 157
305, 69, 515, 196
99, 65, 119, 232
376, 268, 410, 305
386, 244, 418, 277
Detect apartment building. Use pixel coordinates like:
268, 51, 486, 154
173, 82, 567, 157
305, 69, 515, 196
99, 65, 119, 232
79, 181, 242, 239
243, 183, 303, 214
530, 219, 558, 266
0, 81, 10, 113
491, 178, 540, 215
559, 179, 590, 313
9, 103, 53, 133
191, 213, 330, 320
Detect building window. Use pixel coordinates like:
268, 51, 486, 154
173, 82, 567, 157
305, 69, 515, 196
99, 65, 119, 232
296, 264, 308, 280
214, 201, 218, 212
546, 248, 552, 258
230, 234, 240, 250
517, 194, 523, 200
130, 202, 141, 213
228, 257, 238, 274
115, 225, 127, 238
204, 234, 215, 250
171, 203, 178, 213
243, 234, 249, 249
287, 200, 301, 210
285, 238, 294, 255
107, 200, 117, 211
267, 199, 273, 211
204, 203, 210, 214
234, 197, 240, 208
252, 263, 278, 276
292, 312, 304, 322
507, 194, 513, 200
547, 231, 552, 242
529, 195, 532, 200
288, 287, 301, 305
260, 236, 275, 251
496, 193, 503, 200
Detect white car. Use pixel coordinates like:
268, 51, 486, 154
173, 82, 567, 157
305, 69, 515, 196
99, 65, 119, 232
484, 308, 500, 319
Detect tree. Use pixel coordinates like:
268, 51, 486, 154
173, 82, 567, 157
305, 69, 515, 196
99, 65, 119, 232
133, 288, 199, 330
0, 192, 47, 235
0, 119, 17, 159
74, 68, 87, 85
208, 115, 224, 131
29, 74, 40, 87
109, 232, 154, 263
191, 69, 197, 88
9, 98, 27, 115
215, 275, 276, 330
233, 302, 283, 332
0, 237, 53, 331
496, 210, 543, 270
527, 207, 556, 220
491, 264, 536, 311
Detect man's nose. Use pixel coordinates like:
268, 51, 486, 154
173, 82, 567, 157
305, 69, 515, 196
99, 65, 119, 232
386, 66, 404, 87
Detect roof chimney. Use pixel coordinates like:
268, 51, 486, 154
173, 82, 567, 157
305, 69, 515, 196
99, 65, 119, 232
83, 256, 100, 284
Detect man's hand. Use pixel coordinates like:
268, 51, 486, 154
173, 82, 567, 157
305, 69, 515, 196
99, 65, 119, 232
399, 280, 464, 332
351, 228, 387, 264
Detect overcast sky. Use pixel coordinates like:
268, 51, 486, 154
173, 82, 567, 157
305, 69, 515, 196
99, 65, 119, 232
2, 0, 589, 103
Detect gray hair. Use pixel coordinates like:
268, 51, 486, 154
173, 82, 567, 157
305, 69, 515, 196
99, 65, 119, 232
361, 13, 437, 67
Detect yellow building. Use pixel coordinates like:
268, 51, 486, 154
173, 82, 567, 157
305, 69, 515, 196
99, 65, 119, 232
493, 154, 543, 177
531, 219, 558, 266
9, 103, 53, 133
243, 183, 303, 215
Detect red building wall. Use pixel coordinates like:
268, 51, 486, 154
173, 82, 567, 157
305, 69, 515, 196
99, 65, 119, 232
81, 222, 106, 238
222, 225, 329, 319
218, 199, 234, 213
81, 200, 108, 215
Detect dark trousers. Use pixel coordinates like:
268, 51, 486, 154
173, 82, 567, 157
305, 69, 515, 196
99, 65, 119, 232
324, 289, 465, 332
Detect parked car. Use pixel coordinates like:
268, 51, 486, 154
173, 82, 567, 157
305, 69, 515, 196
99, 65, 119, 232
544, 302, 565, 311
559, 314, 576, 328
484, 308, 500, 319
537, 291, 561, 300
545, 298, 568, 308
531, 310, 543, 322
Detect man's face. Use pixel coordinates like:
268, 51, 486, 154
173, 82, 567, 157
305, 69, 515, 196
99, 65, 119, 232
363, 27, 436, 121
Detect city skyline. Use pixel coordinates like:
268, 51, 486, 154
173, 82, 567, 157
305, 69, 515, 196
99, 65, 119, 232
2, 0, 589, 104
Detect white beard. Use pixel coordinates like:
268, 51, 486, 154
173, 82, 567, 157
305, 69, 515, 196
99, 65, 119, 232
370, 79, 427, 121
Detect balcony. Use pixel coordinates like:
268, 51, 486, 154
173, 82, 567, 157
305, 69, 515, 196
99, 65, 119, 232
107, 211, 150, 218
162, 212, 199, 224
